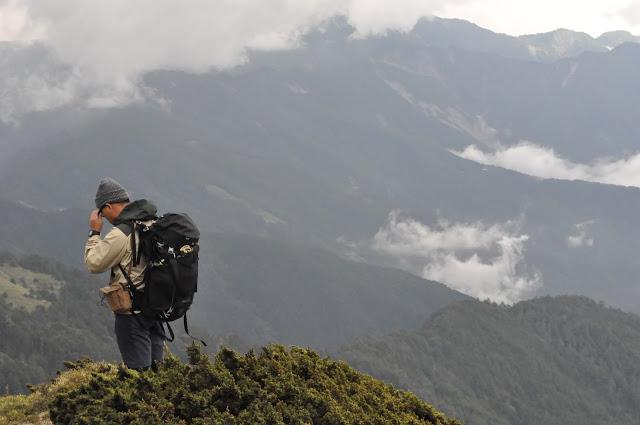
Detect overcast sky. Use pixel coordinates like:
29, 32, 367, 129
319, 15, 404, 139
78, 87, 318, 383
440, 0, 640, 36
2, 0, 639, 43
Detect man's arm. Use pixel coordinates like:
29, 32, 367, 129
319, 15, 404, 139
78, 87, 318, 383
85, 227, 129, 273
84, 210, 128, 274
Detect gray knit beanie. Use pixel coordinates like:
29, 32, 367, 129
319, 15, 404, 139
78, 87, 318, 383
95, 177, 131, 209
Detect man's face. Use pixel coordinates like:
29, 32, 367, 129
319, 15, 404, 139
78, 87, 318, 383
100, 203, 124, 224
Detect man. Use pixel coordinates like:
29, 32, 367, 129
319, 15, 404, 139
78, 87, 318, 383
84, 177, 164, 371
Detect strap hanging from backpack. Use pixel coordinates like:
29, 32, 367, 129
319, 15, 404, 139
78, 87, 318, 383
183, 313, 207, 347
156, 315, 205, 346
162, 321, 175, 342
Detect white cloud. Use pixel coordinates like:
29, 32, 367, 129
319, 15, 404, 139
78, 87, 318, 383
346, 0, 454, 36
453, 143, 640, 188
0, 72, 76, 125
371, 212, 542, 304
619, 1, 640, 28
567, 221, 595, 248
0, 43, 78, 125
423, 235, 541, 304
0, 0, 44, 41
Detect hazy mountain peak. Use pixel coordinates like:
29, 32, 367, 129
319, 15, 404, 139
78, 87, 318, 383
599, 29, 635, 38
410, 17, 638, 62
598, 30, 640, 49
519, 28, 606, 60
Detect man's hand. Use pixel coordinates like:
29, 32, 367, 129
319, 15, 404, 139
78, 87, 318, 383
89, 209, 103, 232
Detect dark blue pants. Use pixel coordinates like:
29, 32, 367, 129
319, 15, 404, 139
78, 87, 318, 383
114, 314, 165, 370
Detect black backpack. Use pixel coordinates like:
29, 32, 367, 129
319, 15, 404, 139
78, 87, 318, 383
119, 213, 205, 345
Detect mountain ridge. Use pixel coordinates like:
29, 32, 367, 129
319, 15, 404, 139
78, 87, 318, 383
410, 17, 638, 62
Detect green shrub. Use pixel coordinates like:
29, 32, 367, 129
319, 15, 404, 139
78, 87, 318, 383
49, 345, 461, 425
0, 360, 116, 425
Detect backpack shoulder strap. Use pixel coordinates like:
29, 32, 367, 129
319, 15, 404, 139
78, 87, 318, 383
118, 264, 134, 287
116, 221, 141, 267
115, 222, 133, 236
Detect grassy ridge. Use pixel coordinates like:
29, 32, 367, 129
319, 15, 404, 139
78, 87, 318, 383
0, 265, 62, 312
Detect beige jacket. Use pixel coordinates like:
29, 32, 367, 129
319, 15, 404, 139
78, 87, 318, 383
84, 222, 152, 290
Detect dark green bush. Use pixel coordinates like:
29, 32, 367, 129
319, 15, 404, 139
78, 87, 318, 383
49, 344, 461, 425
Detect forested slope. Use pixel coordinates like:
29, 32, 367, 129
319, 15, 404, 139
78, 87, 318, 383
0, 253, 118, 394
337, 296, 640, 425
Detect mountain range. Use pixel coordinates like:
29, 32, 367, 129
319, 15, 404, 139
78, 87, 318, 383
1, 17, 639, 312
412, 17, 640, 62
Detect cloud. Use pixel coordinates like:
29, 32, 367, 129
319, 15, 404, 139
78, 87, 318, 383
0, 0, 44, 41
0, 0, 456, 122
453, 143, 640, 188
618, 1, 640, 27
371, 212, 542, 304
0, 43, 79, 124
566, 221, 595, 248
346, 0, 454, 36
0, 70, 76, 125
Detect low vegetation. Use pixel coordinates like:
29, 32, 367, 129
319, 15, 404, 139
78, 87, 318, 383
1, 345, 460, 425
0, 360, 117, 425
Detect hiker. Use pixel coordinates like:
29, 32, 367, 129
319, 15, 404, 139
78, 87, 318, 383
84, 177, 165, 371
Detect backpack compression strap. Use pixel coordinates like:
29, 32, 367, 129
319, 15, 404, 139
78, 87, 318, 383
183, 313, 207, 347
159, 315, 206, 346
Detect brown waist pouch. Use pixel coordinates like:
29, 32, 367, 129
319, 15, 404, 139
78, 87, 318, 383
100, 283, 132, 314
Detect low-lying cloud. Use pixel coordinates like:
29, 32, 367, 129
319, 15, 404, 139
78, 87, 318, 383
370, 212, 542, 304
453, 143, 640, 188
567, 221, 595, 248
